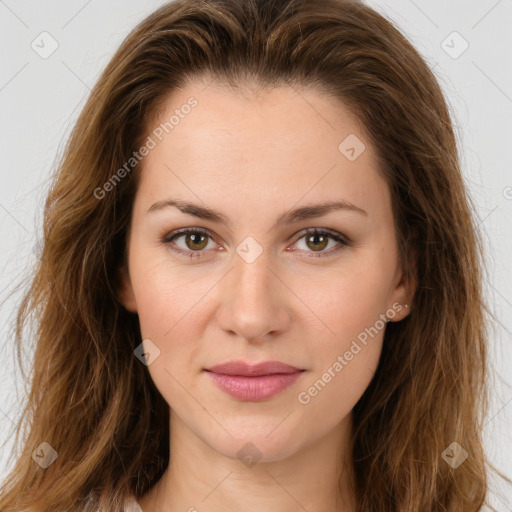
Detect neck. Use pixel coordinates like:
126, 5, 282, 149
138, 411, 357, 512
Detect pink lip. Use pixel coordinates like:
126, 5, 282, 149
204, 360, 305, 401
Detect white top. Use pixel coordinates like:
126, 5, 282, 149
126, 496, 143, 511
90, 495, 142, 512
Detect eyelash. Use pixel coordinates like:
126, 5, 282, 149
161, 227, 349, 259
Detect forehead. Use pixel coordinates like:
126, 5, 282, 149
135, 79, 391, 223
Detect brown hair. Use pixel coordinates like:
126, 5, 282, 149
0, 0, 503, 510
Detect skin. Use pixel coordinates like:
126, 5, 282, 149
118, 77, 415, 512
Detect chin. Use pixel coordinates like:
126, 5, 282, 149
203, 422, 304, 464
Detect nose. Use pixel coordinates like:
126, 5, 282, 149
215, 246, 292, 343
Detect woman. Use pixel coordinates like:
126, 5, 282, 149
0, 0, 502, 510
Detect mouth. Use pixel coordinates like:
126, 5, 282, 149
203, 360, 306, 401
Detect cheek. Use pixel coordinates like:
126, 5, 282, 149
291, 266, 389, 412
296, 336, 383, 443
295, 296, 386, 436
129, 261, 208, 413
129, 252, 208, 338
131, 248, 391, 377
294, 262, 391, 347
127, 248, 229, 382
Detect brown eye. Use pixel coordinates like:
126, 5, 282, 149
291, 228, 349, 258
305, 232, 329, 251
184, 232, 208, 250
162, 228, 216, 256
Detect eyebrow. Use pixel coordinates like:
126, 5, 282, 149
146, 198, 368, 228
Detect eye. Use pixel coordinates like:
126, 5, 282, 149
162, 227, 218, 258
290, 228, 349, 257
162, 227, 349, 259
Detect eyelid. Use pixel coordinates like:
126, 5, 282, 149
291, 227, 350, 246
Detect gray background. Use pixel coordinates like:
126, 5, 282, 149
0, 0, 511, 509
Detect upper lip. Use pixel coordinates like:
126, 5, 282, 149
205, 360, 304, 376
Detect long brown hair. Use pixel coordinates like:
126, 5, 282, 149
0, 0, 501, 510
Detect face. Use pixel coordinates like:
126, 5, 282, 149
119, 78, 413, 462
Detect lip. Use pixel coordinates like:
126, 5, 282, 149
204, 360, 305, 401
205, 360, 303, 376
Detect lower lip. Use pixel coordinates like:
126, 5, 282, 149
205, 371, 303, 401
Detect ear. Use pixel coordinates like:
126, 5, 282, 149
387, 251, 417, 322
117, 264, 138, 313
